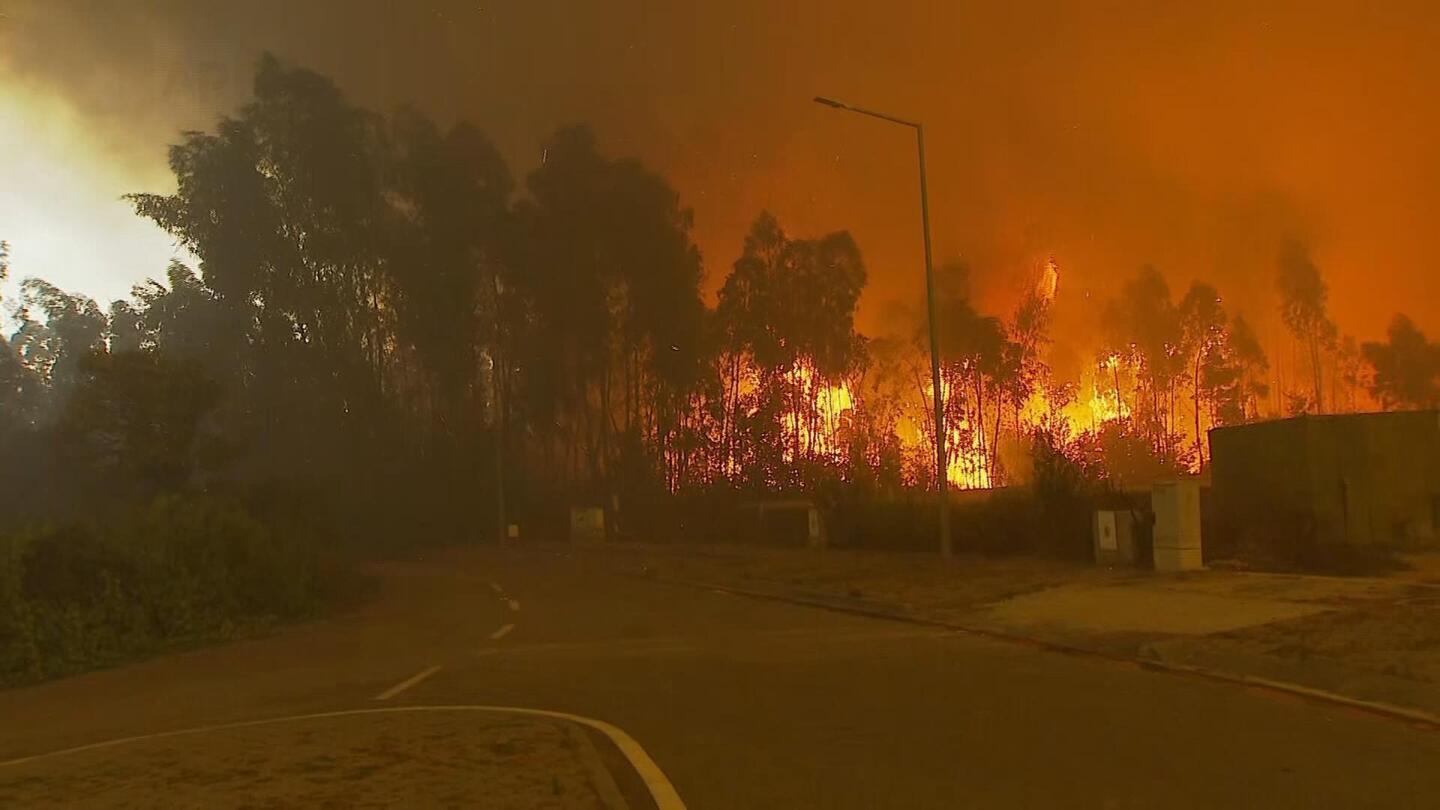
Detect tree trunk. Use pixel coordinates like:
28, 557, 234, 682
1193, 353, 1204, 470
600, 354, 612, 489
991, 391, 1003, 485
1112, 363, 1124, 424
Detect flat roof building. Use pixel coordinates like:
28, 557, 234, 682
1209, 410, 1440, 549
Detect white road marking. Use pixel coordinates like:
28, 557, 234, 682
0, 706, 688, 809
490, 623, 515, 640
473, 641, 696, 659
506, 598, 521, 612
372, 665, 443, 701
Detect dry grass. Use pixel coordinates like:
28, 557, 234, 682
0, 711, 608, 809
1222, 592, 1440, 682
603, 542, 1440, 687
611, 542, 1138, 620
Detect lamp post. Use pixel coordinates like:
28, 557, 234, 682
814, 95, 950, 556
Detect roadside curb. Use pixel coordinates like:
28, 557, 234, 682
567, 723, 635, 810
645, 574, 1440, 733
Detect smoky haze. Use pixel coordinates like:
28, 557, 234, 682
5, 0, 1440, 357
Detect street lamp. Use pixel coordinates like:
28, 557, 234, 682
814, 95, 951, 556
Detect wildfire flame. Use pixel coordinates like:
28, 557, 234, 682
1036, 256, 1060, 303
705, 253, 1199, 494
783, 364, 855, 464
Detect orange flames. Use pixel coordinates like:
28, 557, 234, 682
702, 255, 1197, 492
783, 364, 855, 464
1036, 256, 1060, 303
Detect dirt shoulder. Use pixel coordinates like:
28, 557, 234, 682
585, 542, 1440, 717
604, 542, 1138, 619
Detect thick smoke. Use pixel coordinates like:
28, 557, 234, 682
5, 0, 1440, 349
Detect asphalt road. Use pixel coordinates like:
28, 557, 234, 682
3, 546, 1439, 808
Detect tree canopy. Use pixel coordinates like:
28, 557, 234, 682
1362, 314, 1440, 410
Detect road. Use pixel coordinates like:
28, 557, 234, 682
3, 546, 1438, 808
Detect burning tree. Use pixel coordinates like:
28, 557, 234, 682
929, 261, 1007, 488
1088, 266, 1278, 474
714, 212, 867, 490
1101, 266, 1188, 463
1179, 281, 1226, 468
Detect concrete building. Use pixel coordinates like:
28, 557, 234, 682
1208, 410, 1440, 548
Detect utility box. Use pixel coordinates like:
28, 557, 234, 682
1093, 509, 1139, 566
805, 505, 826, 549
569, 506, 606, 544
1152, 479, 1203, 571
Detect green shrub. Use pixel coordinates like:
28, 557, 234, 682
123, 494, 318, 633
1, 524, 153, 681
0, 493, 329, 686
0, 531, 41, 679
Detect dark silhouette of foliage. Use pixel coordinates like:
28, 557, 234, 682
0, 241, 36, 429
511, 124, 707, 494
1103, 266, 1184, 454
56, 350, 224, 496
11, 279, 106, 400
1362, 314, 1440, 409
1228, 314, 1270, 420
1276, 240, 1337, 412
128, 55, 396, 488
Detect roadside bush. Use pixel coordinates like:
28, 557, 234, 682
613, 485, 746, 545
0, 493, 327, 686
125, 494, 319, 635
1031, 426, 1110, 560
953, 488, 1043, 555
0, 531, 40, 679
833, 487, 1084, 558
833, 494, 937, 551
584, 425, 1123, 560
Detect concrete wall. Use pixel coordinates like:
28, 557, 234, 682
1209, 411, 1440, 548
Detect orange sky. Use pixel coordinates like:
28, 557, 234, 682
4, 0, 1439, 360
